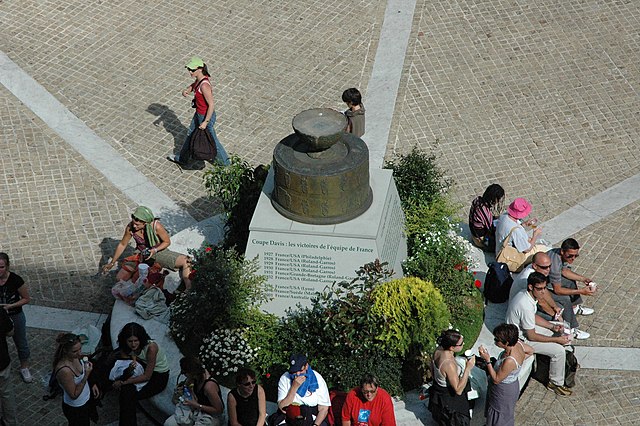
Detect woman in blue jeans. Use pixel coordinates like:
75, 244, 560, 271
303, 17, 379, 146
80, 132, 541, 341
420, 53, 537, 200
0, 253, 32, 383
167, 56, 229, 167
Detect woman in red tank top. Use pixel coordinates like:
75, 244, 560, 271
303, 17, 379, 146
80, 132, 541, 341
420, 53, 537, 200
167, 56, 230, 167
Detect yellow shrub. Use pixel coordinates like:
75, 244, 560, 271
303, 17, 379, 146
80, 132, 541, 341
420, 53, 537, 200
371, 277, 450, 356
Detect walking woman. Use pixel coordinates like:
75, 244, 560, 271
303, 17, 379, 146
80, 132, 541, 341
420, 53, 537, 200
479, 324, 533, 426
428, 329, 475, 426
112, 323, 170, 426
168, 56, 230, 166
0, 252, 33, 383
53, 333, 100, 425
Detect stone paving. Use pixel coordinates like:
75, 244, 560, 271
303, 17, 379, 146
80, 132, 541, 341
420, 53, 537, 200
1, 0, 640, 424
390, 0, 640, 220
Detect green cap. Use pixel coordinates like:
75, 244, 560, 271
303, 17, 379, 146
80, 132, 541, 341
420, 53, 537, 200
185, 56, 204, 69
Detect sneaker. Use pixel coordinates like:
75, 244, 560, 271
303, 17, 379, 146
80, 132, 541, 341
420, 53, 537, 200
546, 381, 572, 396
572, 328, 590, 340
574, 305, 594, 316
20, 368, 33, 383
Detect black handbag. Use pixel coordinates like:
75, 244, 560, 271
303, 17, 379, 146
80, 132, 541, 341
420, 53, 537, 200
189, 127, 217, 162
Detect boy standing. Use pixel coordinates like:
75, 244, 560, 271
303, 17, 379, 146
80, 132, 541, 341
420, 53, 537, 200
342, 88, 366, 138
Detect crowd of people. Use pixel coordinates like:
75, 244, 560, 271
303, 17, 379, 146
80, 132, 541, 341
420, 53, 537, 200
426, 183, 600, 426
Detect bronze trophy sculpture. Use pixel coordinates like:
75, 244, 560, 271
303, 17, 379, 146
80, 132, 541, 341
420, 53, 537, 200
271, 108, 373, 224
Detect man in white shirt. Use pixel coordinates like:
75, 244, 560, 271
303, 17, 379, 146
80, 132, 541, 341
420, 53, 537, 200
277, 354, 331, 426
506, 272, 572, 396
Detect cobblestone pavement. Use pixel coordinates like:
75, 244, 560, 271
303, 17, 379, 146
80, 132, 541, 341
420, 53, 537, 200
391, 0, 640, 220
1, 0, 640, 424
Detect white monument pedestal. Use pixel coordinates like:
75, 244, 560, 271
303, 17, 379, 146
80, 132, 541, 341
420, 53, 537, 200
245, 168, 407, 316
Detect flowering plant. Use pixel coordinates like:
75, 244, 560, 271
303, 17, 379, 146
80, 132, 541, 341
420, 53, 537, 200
199, 328, 257, 377
169, 245, 270, 356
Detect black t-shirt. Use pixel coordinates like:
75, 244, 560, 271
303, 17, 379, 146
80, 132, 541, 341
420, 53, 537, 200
0, 272, 25, 315
0, 308, 14, 371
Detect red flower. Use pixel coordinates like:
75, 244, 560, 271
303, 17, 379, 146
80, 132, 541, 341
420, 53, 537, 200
265, 373, 271, 378
474, 280, 482, 288
454, 263, 466, 271
205, 247, 212, 253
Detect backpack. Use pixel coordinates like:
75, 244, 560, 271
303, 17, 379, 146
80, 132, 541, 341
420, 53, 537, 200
532, 346, 579, 388
483, 262, 513, 303
189, 127, 217, 162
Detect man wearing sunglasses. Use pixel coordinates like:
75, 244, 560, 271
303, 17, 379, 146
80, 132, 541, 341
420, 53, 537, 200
510, 252, 563, 320
546, 238, 596, 340
506, 272, 572, 396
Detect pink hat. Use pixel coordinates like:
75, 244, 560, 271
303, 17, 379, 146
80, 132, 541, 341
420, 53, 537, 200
507, 198, 532, 219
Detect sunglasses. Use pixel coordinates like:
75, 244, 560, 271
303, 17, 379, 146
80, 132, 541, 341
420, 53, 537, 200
362, 389, 377, 395
535, 264, 551, 270
241, 380, 256, 386
186, 67, 197, 72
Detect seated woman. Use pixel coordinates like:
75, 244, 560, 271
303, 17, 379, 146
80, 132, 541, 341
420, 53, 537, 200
102, 206, 193, 289
494, 198, 547, 271
53, 333, 100, 426
228, 368, 267, 426
165, 356, 224, 426
468, 184, 505, 251
479, 324, 533, 426
112, 323, 170, 426
428, 329, 475, 426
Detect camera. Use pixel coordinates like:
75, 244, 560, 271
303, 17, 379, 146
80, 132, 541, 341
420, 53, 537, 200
473, 355, 496, 372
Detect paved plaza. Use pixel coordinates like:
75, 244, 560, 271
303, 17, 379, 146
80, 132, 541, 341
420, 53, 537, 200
1, 0, 640, 424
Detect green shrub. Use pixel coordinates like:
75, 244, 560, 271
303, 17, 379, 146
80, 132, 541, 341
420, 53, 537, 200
273, 261, 406, 395
169, 246, 269, 354
402, 225, 476, 325
370, 277, 450, 357
384, 147, 452, 210
203, 155, 269, 254
385, 147, 484, 353
321, 352, 404, 397
203, 155, 254, 214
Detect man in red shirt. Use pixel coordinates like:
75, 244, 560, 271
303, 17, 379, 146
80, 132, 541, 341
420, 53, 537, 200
341, 374, 396, 426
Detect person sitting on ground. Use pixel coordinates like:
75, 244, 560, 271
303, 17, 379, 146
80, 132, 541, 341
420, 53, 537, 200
468, 184, 505, 251
495, 198, 547, 271
165, 356, 224, 426
53, 333, 100, 426
479, 324, 533, 426
505, 272, 572, 396
112, 322, 170, 426
342, 88, 366, 138
546, 238, 596, 340
277, 353, 331, 426
428, 329, 475, 426
341, 373, 396, 426
102, 206, 193, 289
228, 367, 267, 426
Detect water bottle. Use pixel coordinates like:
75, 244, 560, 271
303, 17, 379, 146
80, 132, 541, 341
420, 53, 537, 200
135, 263, 150, 287
183, 385, 193, 400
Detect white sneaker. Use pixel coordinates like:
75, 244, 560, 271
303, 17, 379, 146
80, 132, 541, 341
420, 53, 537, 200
20, 368, 33, 383
574, 305, 594, 316
572, 328, 590, 340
